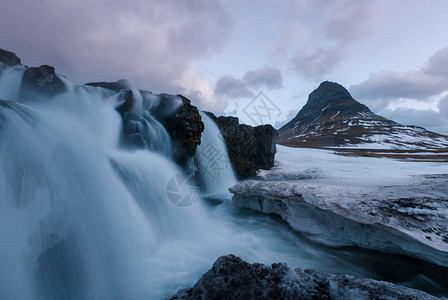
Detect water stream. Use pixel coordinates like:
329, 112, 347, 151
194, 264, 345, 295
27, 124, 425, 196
0, 67, 446, 299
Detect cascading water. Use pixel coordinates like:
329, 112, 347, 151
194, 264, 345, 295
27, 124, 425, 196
0, 66, 25, 100
0, 68, 247, 299
1, 65, 447, 299
120, 84, 172, 156
196, 111, 237, 199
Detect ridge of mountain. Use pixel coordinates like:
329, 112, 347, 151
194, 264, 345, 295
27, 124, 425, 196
278, 81, 448, 150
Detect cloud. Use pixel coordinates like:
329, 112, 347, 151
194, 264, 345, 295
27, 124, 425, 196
215, 65, 283, 99
349, 46, 448, 134
348, 48, 448, 134
323, 1, 383, 43
424, 47, 448, 77
275, 0, 384, 79
382, 97, 448, 135
350, 47, 448, 104
176, 64, 227, 113
351, 70, 448, 100
386, 108, 445, 129
243, 66, 283, 90
0, 0, 232, 111
292, 49, 343, 80
438, 95, 448, 119
215, 75, 254, 99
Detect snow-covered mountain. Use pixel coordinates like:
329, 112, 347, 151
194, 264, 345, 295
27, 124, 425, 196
278, 81, 448, 150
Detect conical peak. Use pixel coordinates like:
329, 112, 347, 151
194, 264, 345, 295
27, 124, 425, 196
307, 81, 354, 107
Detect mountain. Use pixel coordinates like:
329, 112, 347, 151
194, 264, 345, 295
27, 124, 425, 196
278, 81, 448, 150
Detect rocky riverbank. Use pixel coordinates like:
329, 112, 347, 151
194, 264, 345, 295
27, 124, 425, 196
169, 254, 444, 300
230, 146, 448, 267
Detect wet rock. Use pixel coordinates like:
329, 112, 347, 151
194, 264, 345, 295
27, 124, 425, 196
205, 112, 277, 179
169, 254, 442, 300
21, 65, 66, 99
84, 81, 205, 168
86, 80, 134, 115
85, 79, 130, 92
0, 49, 22, 67
161, 95, 204, 168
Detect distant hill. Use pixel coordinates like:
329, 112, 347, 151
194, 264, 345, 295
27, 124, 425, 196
278, 81, 448, 150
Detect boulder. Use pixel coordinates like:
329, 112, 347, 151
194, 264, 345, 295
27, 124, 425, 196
0, 49, 22, 67
21, 65, 66, 99
169, 254, 442, 300
205, 112, 277, 179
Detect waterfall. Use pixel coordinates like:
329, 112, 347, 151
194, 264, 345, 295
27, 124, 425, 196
120, 86, 172, 156
0, 66, 25, 100
0, 65, 249, 299
0, 68, 209, 299
196, 111, 237, 200
1, 64, 446, 299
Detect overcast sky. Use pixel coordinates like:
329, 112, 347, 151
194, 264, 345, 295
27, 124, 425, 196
1, 0, 448, 133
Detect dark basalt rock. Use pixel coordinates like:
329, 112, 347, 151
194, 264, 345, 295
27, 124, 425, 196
86, 80, 130, 92
160, 95, 204, 168
169, 255, 442, 300
21, 65, 66, 99
84, 81, 204, 168
278, 81, 448, 149
205, 112, 277, 179
0, 49, 22, 67
86, 80, 134, 115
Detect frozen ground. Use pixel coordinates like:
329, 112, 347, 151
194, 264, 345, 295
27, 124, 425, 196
230, 145, 448, 266
330, 122, 448, 150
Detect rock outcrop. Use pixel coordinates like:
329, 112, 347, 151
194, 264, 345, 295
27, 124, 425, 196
86, 81, 204, 168
278, 81, 448, 149
86, 80, 130, 92
159, 95, 204, 168
21, 65, 67, 99
0, 49, 66, 99
0, 48, 22, 67
206, 112, 277, 179
169, 255, 442, 300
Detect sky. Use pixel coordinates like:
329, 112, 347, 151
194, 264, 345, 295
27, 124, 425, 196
1, 0, 448, 134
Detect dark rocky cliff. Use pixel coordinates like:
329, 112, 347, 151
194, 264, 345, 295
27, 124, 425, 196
205, 112, 277, 179
159, 95, 204, 168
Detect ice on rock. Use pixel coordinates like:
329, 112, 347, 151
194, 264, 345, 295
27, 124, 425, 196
231, 146, 448, 266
